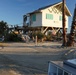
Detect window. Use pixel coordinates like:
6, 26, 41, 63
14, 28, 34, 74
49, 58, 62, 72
46, 14, 53, 20
58, 68, 63, 75
64, 72, 68, 75
59, 16, 62, 21
32, 14, 36, 21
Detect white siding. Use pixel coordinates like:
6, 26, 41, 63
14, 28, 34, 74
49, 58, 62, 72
42, 7, 68, 28
31, 13, 42, 27
66, 16, 68, 28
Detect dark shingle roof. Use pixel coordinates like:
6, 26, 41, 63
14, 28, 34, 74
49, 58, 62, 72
27, 1, 71, 16
28, 2, 62, 14
38, 1, 62, 10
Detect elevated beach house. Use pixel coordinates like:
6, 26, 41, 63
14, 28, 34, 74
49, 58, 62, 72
23, 2, 71, 34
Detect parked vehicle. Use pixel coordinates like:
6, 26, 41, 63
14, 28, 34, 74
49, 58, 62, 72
48, 59, 76, 75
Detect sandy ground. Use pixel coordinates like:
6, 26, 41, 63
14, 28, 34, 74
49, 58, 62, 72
0, 42, 76, 75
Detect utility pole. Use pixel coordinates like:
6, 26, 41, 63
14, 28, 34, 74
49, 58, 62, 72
62, 0, 67, 46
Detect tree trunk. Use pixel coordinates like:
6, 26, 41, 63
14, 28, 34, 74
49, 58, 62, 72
67, 6, 76, 47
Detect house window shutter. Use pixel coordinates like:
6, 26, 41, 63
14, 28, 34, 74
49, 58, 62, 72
46, 14, 53, 20
32, 14, 36, 21
50, 14, 53, 20
59, 16, 62, 21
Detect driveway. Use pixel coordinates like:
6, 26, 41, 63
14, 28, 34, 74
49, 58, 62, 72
0, 42, 76, 75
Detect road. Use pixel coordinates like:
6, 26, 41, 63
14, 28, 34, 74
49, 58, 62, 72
0, 42, 75, 75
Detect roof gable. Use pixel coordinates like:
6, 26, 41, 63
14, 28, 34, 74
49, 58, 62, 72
38, 2, 62, 10
38, 2, 71, 16
28, 2, 71, 16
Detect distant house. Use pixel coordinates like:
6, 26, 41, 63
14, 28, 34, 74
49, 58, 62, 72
23, 2, 71, 34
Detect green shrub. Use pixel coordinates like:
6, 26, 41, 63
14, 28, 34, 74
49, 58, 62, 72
46, 32, 52, 41
5, 32, 22, 42
32, 31, 45, 42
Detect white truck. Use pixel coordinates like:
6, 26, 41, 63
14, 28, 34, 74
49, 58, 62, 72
48, 59, 76, 75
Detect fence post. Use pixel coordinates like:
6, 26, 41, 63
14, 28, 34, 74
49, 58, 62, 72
35, 36, 37, 46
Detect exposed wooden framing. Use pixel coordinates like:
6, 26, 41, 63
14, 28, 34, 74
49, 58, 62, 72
49, 6, 60, 14
41, 27, 43, 33
48, 9, 52, 13
52, 7, 56, 13
42, 27, 48, 33
58, 5, 62, 10
56, 4, 62, 14
52, 27, 60, 34
53, 8, 57, 13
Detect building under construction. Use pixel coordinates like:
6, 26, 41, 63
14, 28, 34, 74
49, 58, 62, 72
23, 2, 71, 35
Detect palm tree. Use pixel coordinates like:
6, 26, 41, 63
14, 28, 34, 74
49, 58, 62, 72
0, 21, 9, 36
